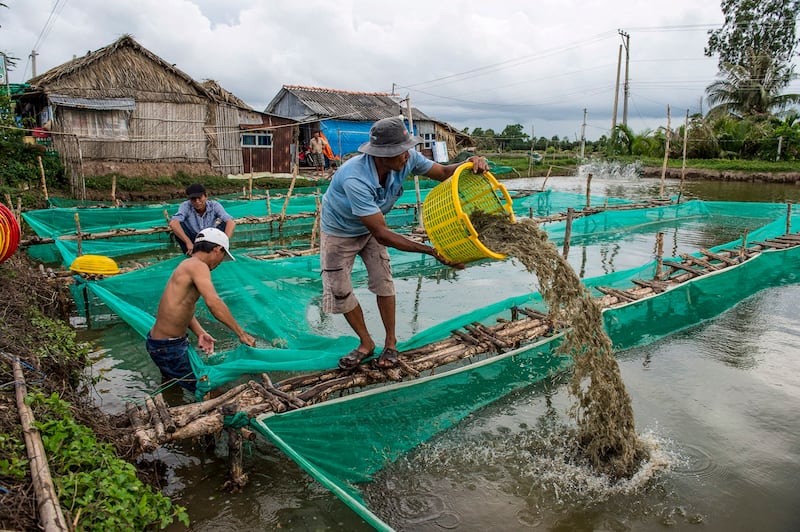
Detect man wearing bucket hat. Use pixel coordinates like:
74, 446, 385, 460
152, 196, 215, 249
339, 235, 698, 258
170, 183, 236, 256
147, 227, 255, 395
320, 116, 489, 371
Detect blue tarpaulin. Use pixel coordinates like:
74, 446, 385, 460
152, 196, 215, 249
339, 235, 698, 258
320, 119, 419, 158
320, 120, 371, 157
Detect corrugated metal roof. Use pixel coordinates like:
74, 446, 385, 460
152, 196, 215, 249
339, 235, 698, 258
48, 95, 136, 111
277, 85, 434, 122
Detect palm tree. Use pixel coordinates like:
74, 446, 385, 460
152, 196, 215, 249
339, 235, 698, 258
706, 50, 800, 119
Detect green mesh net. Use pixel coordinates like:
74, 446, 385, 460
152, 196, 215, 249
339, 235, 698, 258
20, 182, 799, 530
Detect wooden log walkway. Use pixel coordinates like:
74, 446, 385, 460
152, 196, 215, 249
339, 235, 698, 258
115, 229, 800, 454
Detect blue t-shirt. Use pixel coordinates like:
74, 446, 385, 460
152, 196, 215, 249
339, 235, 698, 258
171, 199, 233, 234
321, 150, 434, 237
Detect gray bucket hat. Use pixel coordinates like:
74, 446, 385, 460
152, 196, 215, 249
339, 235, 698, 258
358, 117, 423, 157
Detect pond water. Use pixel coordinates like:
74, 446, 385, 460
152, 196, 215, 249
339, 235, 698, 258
79, 169, 800, 531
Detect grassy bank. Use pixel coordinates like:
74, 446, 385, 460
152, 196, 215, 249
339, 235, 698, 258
480, 152, 800, 178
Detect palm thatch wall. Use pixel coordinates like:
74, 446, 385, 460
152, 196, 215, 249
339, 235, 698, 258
26, 36, 262, 190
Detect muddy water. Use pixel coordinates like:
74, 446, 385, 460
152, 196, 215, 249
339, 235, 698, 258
81, 173, 800, 531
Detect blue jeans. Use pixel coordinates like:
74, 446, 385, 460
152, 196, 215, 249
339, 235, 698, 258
145, 333, 196, 392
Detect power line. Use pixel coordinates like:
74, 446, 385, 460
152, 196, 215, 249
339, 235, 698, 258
24, 0, 69, 79
398, 31, 617, 91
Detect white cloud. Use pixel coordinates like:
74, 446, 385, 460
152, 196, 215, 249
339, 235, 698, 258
1, 0, 798, 140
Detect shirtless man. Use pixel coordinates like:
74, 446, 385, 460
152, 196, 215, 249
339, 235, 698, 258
146, 228, 255, 393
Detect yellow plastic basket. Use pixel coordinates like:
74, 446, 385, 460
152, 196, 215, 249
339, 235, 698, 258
421, 162, 515, 263
69, 254, 121, 275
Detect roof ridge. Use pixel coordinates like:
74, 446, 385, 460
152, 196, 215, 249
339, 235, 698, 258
283, 84, 393, 97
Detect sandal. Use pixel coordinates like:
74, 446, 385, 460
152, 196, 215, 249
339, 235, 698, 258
338, 349, 374, 370
376, 348, 399, 369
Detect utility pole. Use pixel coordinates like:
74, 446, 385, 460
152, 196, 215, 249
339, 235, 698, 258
404, 95, 414, 134
528, 124, 535, 176
30, 49, 39, 78
580, 108, 587, 159
402, 95, 421, 226
619, 30, 630, 127
611, 44, 622, 141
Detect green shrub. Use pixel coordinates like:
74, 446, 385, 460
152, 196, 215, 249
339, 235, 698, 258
31, 392, 189, 531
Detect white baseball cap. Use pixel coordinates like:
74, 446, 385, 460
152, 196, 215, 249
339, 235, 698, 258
194, 227, 234, 261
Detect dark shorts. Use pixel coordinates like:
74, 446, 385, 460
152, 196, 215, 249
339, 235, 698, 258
145, 332, 196, 392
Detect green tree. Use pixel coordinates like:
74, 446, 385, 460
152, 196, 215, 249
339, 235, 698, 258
498, 124, 528, 151
473, 128, 496, 151
684, 114, 722, 158
706, 50, 800, 118
769, 110, 800, 159
705, 0, 800, 70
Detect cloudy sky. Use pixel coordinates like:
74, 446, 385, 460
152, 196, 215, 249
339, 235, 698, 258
2, 1, 798, 141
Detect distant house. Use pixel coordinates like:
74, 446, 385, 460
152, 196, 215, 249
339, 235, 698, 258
265, 85, 472, 162
13, 35, 296, 196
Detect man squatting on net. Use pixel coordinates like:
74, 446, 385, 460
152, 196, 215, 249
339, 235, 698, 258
170, 183, 236, 256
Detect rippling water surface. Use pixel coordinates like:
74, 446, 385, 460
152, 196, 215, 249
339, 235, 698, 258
81, 169, 800, 531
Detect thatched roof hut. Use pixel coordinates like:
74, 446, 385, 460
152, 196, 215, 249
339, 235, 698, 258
17, 35, 295, 196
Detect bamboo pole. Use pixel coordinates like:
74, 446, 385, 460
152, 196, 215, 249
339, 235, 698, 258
585, 173, 593, 209
111, 175, 117, 206
786, 203, 792, 235
660, 104, 671, 198
739, 229, 749, 259
540, 165, 552, 191
74, 212, 82, 256
279, 170, 297, 230
12, 357, 70, 532
678, 109, 689, 201
654, 231, 664, 278
266, 190, 272, 216
310, 193, 321, 251
38, 155, 49, 201
563, 208, 574, 259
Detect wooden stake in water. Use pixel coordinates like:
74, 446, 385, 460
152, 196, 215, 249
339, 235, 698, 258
74, 212, 83, 256
310, 193, 322, 250
786, 203, 792, 235
654, 232, 664, 278
585, 173, 593, 209
660, 104, 671, 198
739, 229, 749, 259
678, 109, 689, 202
563, 207, 574, 259
540, 166, 553, 192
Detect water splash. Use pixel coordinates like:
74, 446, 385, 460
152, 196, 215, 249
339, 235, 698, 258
577, 160, 643, 180
366, 424, 675, 530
